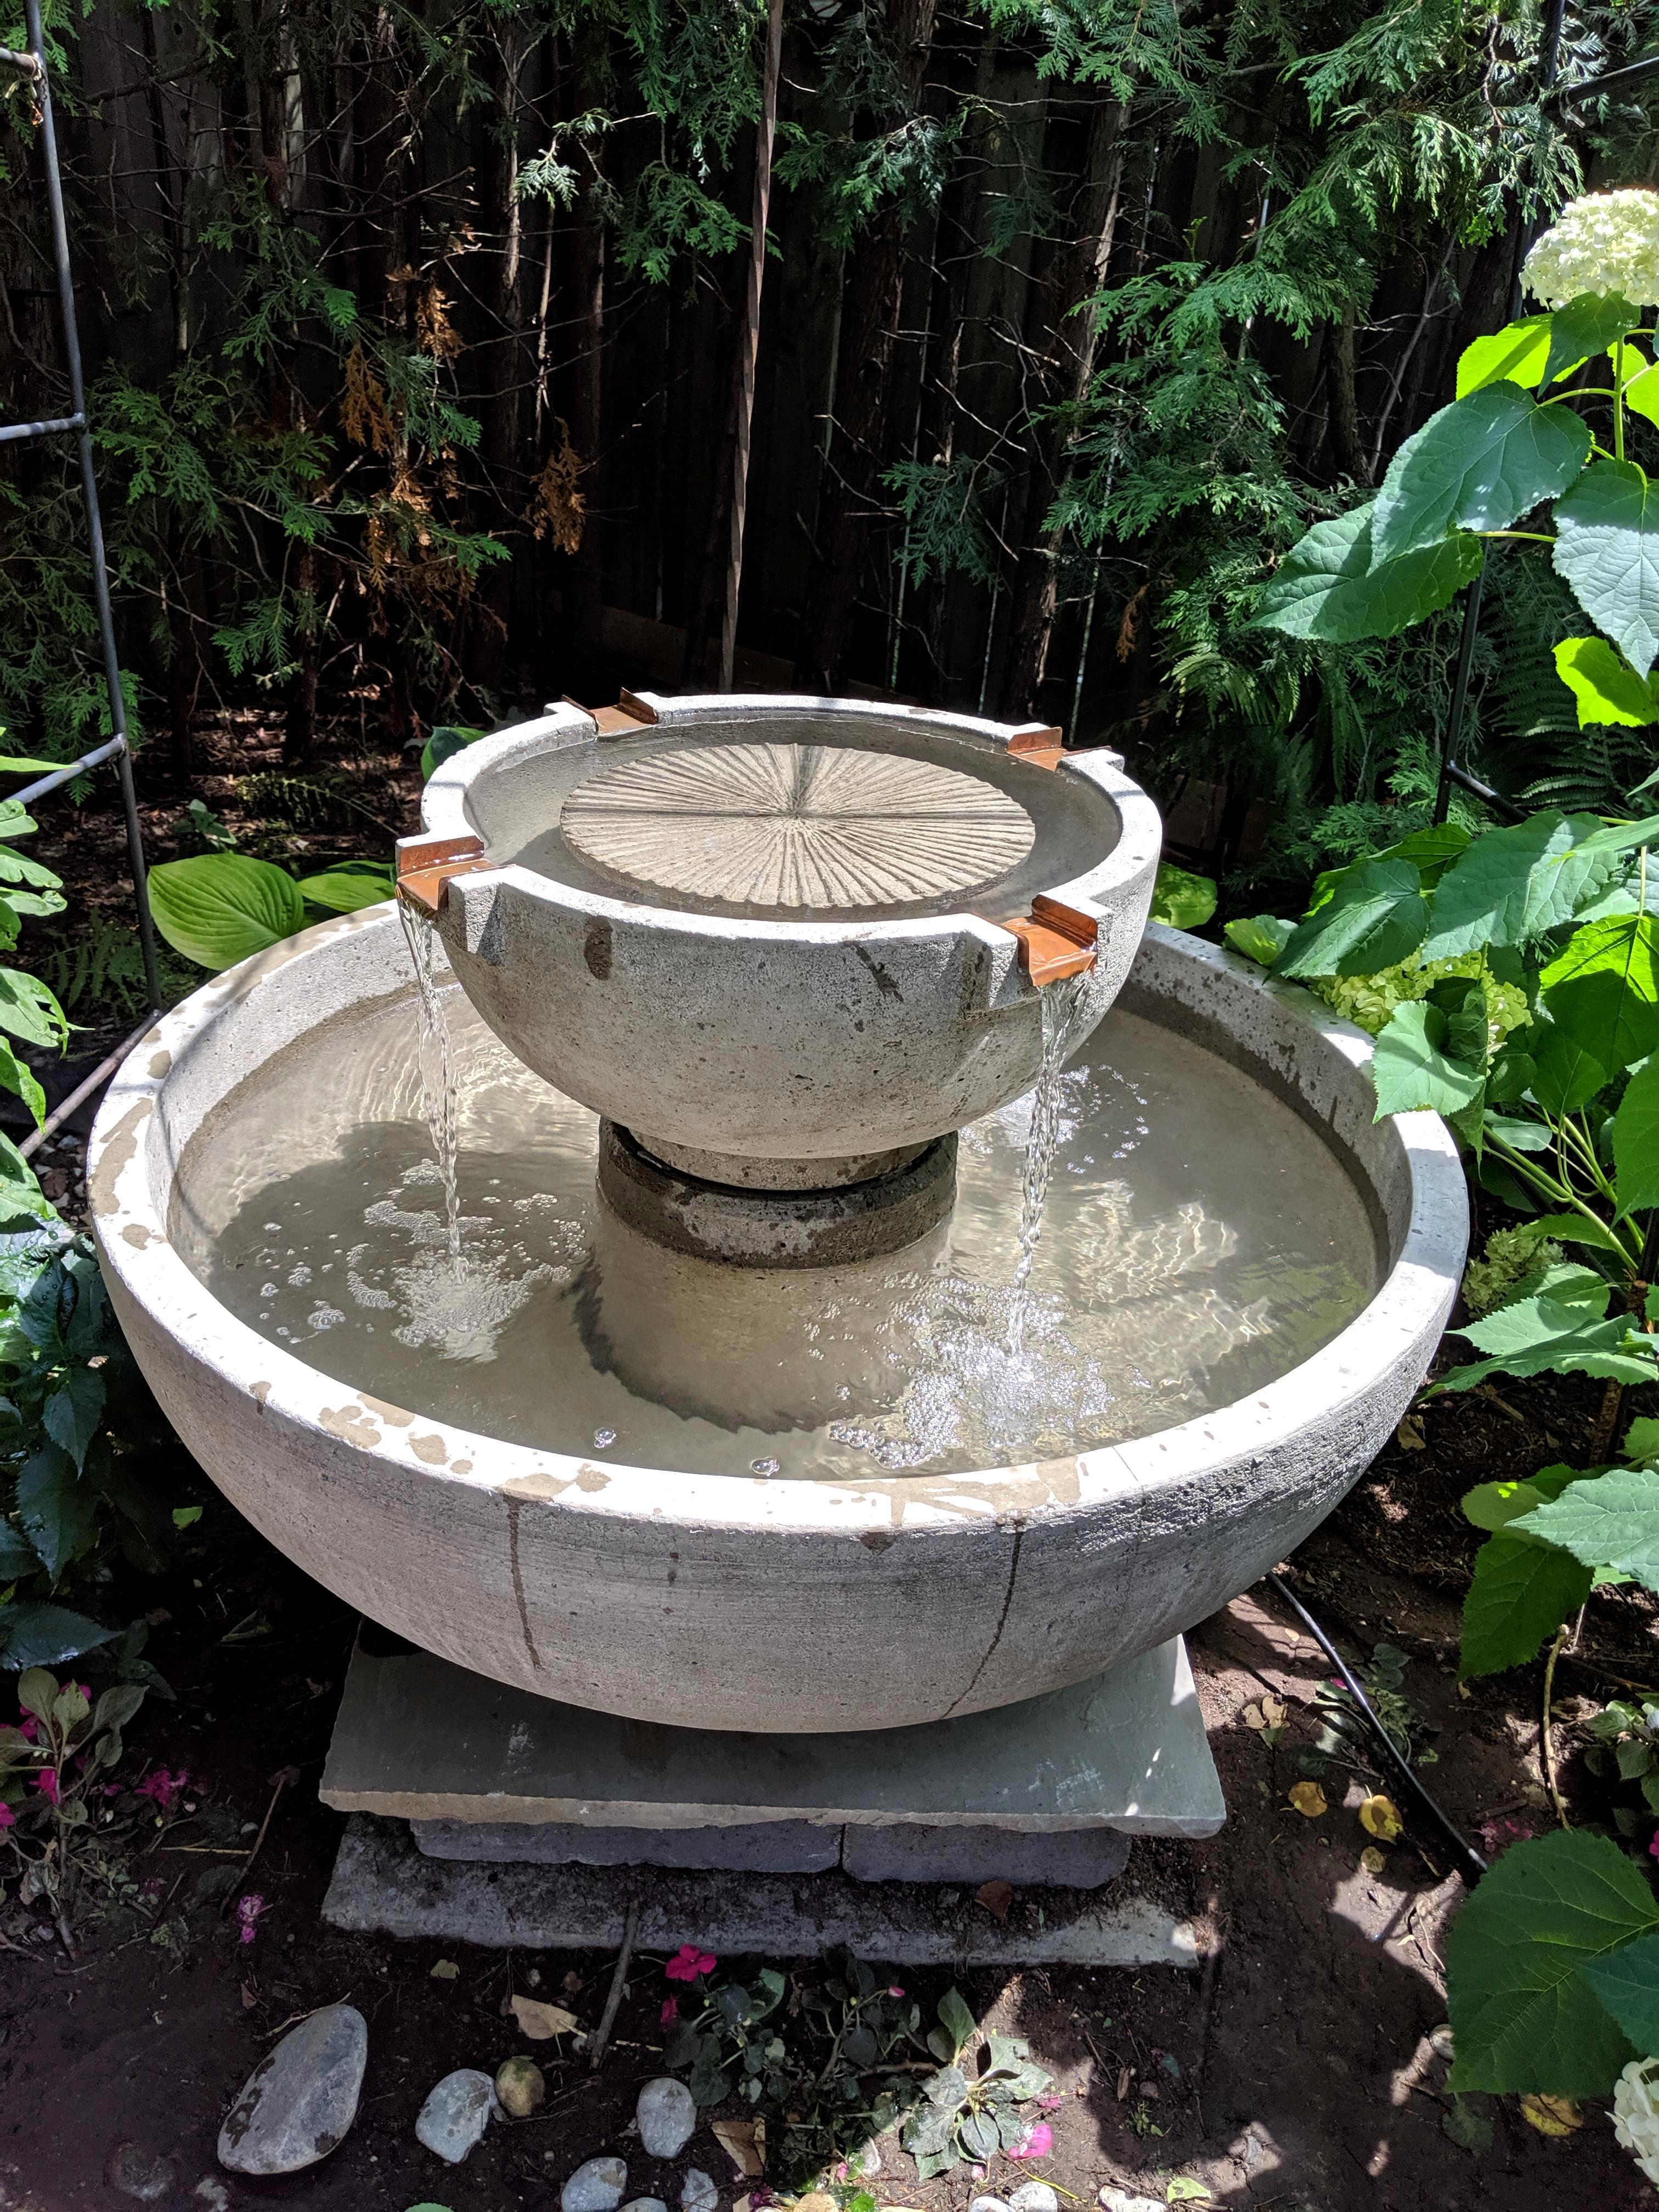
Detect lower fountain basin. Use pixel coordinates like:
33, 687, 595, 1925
89, 910, 1465, 1734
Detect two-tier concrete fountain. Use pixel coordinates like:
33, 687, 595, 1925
89, 690, 1466, 1961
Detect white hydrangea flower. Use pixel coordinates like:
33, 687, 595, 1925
1612, 2056, 1659, 2184
1522, 188, 1659, 309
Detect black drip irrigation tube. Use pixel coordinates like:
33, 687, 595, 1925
1267, 1571, 1489, 1888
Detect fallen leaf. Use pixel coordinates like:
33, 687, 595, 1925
1359, 1846, 1387, 1875
1242, 1702, 1265, 1729
975, 1878, 1013, 1921
1359, 1794, 1403, 1842
510, 1994, 580, 2040
239, 1982, 257, 2010
1396, 1413, 1427, 1451
1288, 1781, 1327, 1818
1166, 2183, 1213, 2204
1520, 2093, 1582, 2136
1261, 1694, 1286, 1726
712, 2118, 765, 2179
430, 1959, 460, 1980
1116, 2066, 1132, 2101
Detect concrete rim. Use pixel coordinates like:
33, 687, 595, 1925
88, 911, 1468, 1730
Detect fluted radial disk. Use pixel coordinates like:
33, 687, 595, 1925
559, 741, 1036, 909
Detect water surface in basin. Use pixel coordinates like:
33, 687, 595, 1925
168, 988, 1380, 1479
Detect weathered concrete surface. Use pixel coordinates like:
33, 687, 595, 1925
411, 1818, 844, 1874
91, 910, 1466, 1735
321, 1635, 1223, 1838
323, 1816, 1201, 1966
417, 695, 1163, 1168
838, 1823, 1131, 1887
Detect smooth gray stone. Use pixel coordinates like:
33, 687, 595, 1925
1010, 2186, 1060, 2212
564, 2154, 630, 2212
193, 2182, 231, 2210
322, 1637, 1223, 1839
681, 2169, 719, 2212
413, 1816, 840, 1874
842, 1822, 1130, 1888
970, 2198, 1013, 2212
217, 2002, 367, 2175
637, 2077, 697, 2158
104, 2145, 176, 2203
623, 2200, 669, 2212
325, 1818, 1200, 1967
416, 2069, 496, 2164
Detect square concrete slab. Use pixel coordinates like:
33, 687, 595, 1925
324, 1816, 1202, 1967
319, 1632, 1224, 1839
411, 1817, 843, 1874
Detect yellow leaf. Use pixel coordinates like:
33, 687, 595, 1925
713, 2119, 766, 2179
1261, 1694, 1286, 1726
1396, 1414, 1427, 1451
1520, 2094, 1582, 2136
1242, 1702, 1266, 1730
1288, 1781, 1327, 1818
1360, 1846, 1387, 1875
509, 1994, 580, 2041
1359, 1793, 1403, 1841
430, 1958, 460, 1980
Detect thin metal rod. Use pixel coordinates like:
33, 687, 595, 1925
9, 734, 124, 806
0, 43, 39, 71
0, 413, 83, 444
23, 0, 161, 1013
18, 1015, 156, 1160
1555, 52, 1659, 104
716, 0, 785, 693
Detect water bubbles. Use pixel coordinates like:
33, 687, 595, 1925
259, 1284, 279, 1300
287, 1265, 312, 1287
751, 1457, 781, 1476
592, 1428, 617, 1449
308, 1305, 346, 1331
263, 1222, 281, 1233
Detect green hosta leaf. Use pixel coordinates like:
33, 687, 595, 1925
1254, 503, 1484, 642
1459, 1531, 1593, 1678
1553, 459, 1659, 680
0, 1039, 44, 1129
1149, 863, 1217, 930
1456, 318, 1551, 397
1544, 295, 1641, 388
296, 866, 396, 915
1541, 915, 1659, 1069
0, 967, 67, 1051
1582, 1932, 1659, 2055
1278, 859, 1429, 980
15, 1443, 94, 1582
1517, 1465, 1659, 1591
0, 1601, 118, 1670
0, 1133, 53, 1229
1528, 1020, 1609, 1116
1373, 386, 1591, 563
148, 854, 307, 971
1423, 809, 1615, 957
1369, 1000, 1485, 1118
1615, 1054, 1659, 1216
421, 724, 489, 781
1222, 916, 1294, 967
1447, 1829, 1659, 2096
1555, 637, 1659, 730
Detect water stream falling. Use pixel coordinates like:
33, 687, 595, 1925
397, 902, 465, 1270
1009, 973, 1087, 1347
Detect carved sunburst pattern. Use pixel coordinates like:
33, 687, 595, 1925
558, 742, 1036, 909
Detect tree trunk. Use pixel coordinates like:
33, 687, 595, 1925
470, 26, 526, 690
999, 97, 1128, 723
563, 110, 607, 697
794, 0, 938, 691
1327, 304, 1369, 484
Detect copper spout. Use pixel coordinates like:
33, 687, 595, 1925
566, 688, 661, 735
1004, 894, 1098, 986
395, 833, 492, 919
1006, 723, 1066, 770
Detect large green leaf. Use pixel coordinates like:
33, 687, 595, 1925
1277, 857, 1429, 979
1149, 863, 1217, 930
0, 967, 67, 1052
147, 854, 307, 970
1459, 1530, 1593, 1679
1528, 1019, 1610, 1115
1517, 1465, 1659, 1590
15, 1443, 94, 1582
1369, 1000, 1485, 1117
1369, 821, 1471, 887
1553, 459, 1659, 680
1254, 503, 1484, 642
0, 1039, 44, 1130
0, 1133, 53, 1229
1223, 915, 1294, 967
1455, 317, 1551, 397
1554, 637, 1659, 729
296, 864, 396, 916
1437, 1267, 1659, 1391
1582, 1932, 1659, 2056
1615, 1054, 1659, 1216
420, 724, 489, 781
1462, 1463, 1589, 1533
42, 1365, 104, 1474
1541, 915, 1659, 1070
0, 1600, 118, 1670
1447, 1829, 1659, 2096
1423, 809, 1615, 957
1373, 386, 1590, 564
1544, 294, 1641, 388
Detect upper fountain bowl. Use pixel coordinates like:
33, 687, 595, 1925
404, 693, 1161, 1180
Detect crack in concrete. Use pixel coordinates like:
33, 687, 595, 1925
506, 1499, 545, 1673
940, 1521, 1023, 1719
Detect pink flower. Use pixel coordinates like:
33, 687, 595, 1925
1036, 2094, 1063, 2110
888, 1984, 905, 1997
0, 1803, 14, 1829
32, 1769, 59, 1807
1008, 2123, 1053, 2161
236, 1894, 267, 1944
1649, 1831, 1659, 1861
18, 1719, 36, 1743
660, 1997, 679, 2028
664, 1944, 717, 1982
136, 1768, 189, 1813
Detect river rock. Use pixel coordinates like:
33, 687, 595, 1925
637, 2076, 697, 2158
1099, 2194, 1165, 2212
969, 2197, 1013, 2212
681, 2166, 719, 2212
416, 2069, 497, 2163
105, 2144, 177, 2203
217, 2002, 368, 2174
1011, 2186, 1059, 2212
623, 2199, 669, 2212
496, 2055, 547, 2118
564, 2154, 630, 2212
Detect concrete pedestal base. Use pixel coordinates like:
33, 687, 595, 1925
318, 1632, 1221, 1958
